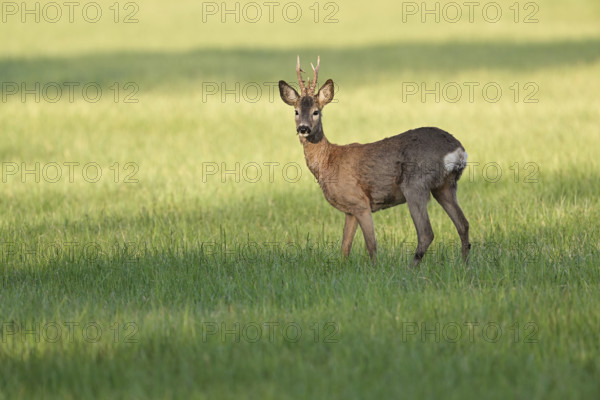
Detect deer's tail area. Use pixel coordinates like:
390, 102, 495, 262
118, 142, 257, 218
443, 147, 468, 180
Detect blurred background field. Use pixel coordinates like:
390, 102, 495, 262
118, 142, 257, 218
1, 0, 599, 398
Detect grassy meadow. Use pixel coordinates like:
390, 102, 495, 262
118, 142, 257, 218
1, 0, 599, 398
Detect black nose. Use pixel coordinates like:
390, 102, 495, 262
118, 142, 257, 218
297, 125, 311, 134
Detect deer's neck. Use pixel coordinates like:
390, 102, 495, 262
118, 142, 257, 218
300, 127, 334, 182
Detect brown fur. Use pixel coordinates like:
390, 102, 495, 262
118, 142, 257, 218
279, 71, 470, 267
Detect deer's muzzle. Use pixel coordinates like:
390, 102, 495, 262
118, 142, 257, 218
297, 125, 311, 135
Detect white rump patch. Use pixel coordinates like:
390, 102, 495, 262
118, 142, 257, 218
443, 148, 468, 172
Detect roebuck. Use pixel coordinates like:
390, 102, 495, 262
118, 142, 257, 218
278, 56, 470, 267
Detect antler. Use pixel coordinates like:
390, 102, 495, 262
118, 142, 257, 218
296, 55, 307, 95
308, 56, 320, 94
296, 55, 320, 96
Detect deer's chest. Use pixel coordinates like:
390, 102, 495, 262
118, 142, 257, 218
316, 174, 371, 214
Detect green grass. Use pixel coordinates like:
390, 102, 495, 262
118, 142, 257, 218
1, 0, 600, 398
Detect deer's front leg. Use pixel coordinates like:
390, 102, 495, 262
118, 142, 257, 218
355, 211, 377, 265
341, 213, 358, 258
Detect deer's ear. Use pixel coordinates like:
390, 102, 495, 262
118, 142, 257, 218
317, 79, 334, 107
279, 80, 299, 106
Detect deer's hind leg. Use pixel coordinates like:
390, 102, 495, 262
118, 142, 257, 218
403, 188, 435, 268
431, 177, 470, 263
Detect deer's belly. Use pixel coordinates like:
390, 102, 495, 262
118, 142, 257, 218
369, 186, 407, 212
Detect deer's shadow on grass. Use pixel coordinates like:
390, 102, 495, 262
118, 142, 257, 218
1, 39, 599, 91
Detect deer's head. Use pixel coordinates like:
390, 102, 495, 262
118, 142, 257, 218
279, 56, 334, 142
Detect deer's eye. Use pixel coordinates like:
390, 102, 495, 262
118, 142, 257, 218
313, 111, 319, 116
295, 110, 299, 115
